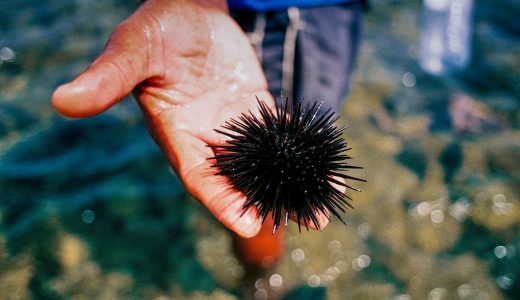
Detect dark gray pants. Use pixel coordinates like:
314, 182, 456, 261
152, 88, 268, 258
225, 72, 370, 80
231, 2, 362, 112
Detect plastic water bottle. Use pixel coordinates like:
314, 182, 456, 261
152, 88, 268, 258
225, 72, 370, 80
419, 0, 474, 75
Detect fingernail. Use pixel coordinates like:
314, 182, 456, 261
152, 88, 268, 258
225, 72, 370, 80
235, 212, 261, 238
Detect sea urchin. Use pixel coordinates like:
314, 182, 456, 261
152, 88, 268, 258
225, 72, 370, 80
210, 97, 364, 233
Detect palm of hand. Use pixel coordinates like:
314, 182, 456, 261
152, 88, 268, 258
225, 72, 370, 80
133, 1, 275, 236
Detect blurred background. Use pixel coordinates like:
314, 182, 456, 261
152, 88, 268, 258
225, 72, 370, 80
0, 0, 518, 299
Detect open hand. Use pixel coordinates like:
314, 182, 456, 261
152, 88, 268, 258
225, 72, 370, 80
52, 0, 330, 237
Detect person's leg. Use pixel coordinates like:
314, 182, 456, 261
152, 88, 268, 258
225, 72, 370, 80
232, 9, 291, 106
232, 3, 362, 112
294, 2, 363, 111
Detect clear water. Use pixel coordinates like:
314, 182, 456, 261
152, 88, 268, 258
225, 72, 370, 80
0, 0, 518, 299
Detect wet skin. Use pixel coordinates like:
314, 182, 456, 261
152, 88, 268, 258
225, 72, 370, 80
52, 0, 334, 237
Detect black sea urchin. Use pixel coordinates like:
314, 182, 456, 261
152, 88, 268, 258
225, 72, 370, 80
211, 97, 364, 233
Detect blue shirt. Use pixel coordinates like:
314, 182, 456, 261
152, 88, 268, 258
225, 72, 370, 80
228, 0, 352, 11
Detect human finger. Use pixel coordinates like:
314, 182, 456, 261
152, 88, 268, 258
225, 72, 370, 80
52, 19, 154, 118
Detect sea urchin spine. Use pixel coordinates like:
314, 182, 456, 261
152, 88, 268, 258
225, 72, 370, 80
210, 97, 365, 233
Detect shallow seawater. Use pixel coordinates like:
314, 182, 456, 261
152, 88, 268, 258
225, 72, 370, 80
0, 0, 519, 299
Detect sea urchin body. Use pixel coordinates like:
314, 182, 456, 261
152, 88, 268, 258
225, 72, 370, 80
210, 97, 364, 233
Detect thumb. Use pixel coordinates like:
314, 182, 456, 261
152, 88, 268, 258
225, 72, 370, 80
52, 21, 152, 118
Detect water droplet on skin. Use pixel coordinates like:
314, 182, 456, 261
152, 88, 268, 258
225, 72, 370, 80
233, 62, 249, 81
228, 84, 238, 92
159, 22, 166, 32
143, 27, 152, 40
